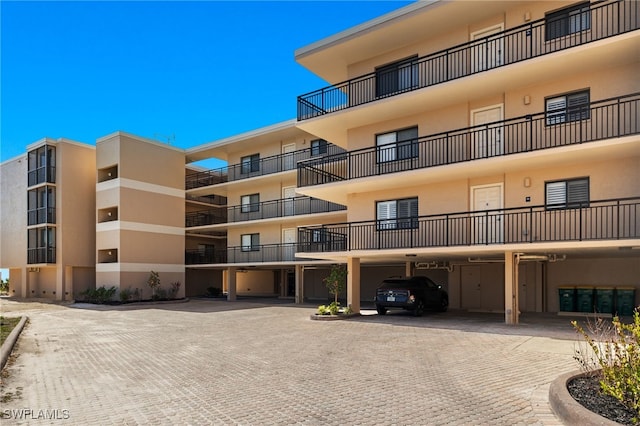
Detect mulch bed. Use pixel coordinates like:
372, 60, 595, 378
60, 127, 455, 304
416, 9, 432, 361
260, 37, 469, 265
567, 374, 637, 425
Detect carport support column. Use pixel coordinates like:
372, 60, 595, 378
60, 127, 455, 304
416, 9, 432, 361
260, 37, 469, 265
347, 257, 361, 314
226, 267, 237, 301
504, 251, 519, 324
405, 261, 415, 277
295, 264, 304, 304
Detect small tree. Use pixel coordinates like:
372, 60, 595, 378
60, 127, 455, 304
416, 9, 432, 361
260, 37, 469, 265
147, 270, 161, 299
324, 264, 347, 305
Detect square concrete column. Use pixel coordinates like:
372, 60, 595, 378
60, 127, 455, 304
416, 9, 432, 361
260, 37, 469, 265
405, 261, 415, 277
504, 251, 519, 324
21, 268, 28, 298
226, 267, 237, 301
295, 264, 304, 304
347, 257, 361, 313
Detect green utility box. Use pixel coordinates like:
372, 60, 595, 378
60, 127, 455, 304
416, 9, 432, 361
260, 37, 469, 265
595, 287, 614, 314
616, 287, 637, 316
558, 287, 576, 312
576, 287, 595, 313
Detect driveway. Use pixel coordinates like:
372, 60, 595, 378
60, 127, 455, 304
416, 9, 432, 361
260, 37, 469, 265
0, 298, 581, 425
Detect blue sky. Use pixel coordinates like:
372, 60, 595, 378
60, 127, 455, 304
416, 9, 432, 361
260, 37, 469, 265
1, 0, 413, 168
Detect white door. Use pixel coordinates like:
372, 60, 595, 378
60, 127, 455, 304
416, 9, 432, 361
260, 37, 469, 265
282, 228, 296, 261
282, 186, 296, 216
471, 184, 503, 244
471, 24, 504, 73
282, 144, 296, 170
471, 104, 503, 158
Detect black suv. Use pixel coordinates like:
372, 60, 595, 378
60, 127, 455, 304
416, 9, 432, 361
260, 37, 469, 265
375, 276, 448, 316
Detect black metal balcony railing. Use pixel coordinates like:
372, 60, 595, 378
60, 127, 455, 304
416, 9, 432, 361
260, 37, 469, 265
28, 166, 56, 187
298, 0, 639, 120
298, 197, 640, 253
228, 197, 346, 223
27, 208, 56, 226
185, 208, 227, 227
186, 144, 346, 190
298, 93, 640, 187
27, 248, 56, 264
185, 243, 318, 265
185, 197, 346, 227
186, 194, 228, 205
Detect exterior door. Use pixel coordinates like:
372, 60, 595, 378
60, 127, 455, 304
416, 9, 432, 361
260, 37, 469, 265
282, 143, 296, 170
471, 183, 503, 244
282, 228, 296, 261
471, 24, 504, 73
471, 104, 503, 158
282, 186, 296, 216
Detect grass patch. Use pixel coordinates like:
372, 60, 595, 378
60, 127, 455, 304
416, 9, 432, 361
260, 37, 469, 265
0, 316, 21, 346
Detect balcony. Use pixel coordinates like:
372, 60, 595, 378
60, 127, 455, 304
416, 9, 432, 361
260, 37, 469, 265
186, 208, 227, 227
297, 0, 639, 121
186, 243, 317, 265
186, 144, 346, 190
298, 93, 640, 189
297, 197, 640, 254
186, 194, 228, 205
227, 196, 345, 223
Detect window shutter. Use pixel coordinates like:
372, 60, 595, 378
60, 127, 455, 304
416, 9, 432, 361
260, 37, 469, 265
377, 201, 397, 229
377, 132, 397, 162
567, 179, 589, 207
546, 182, 566, 207
546, 96, 567, 125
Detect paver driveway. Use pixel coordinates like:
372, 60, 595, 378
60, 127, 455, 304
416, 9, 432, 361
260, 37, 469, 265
0, 298, 580, 425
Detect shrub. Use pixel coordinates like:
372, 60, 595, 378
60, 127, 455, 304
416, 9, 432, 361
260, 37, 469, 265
316, 301, 352, 316
119, 288, 132, 302
206, 287, 222, 297
573, 312, 640, 420
80, 286, 117, 304
169, 281, 181, 299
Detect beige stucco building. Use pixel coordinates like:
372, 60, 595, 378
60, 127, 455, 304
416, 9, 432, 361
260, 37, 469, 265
1, 0, 638, 324
291, 0, 640, 322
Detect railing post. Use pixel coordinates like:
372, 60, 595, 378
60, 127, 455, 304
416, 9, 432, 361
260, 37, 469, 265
485, 210, 489, 245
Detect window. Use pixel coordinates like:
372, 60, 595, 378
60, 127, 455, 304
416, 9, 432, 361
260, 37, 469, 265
376, 56, 419, 97
28, 186, 56, 225
241, 233, 260, 251
312, 228, 326, 243
311, 139, 328, 156
27, 226, 56, 264
377, 197, 418, 230
546, 2, 591, 40
240, 194, 260, 213
28, 145, 56, 186
241, 154, 260, 174
376, 127, 419, 163
545, 177, 589, 209
546, 90, 590, 125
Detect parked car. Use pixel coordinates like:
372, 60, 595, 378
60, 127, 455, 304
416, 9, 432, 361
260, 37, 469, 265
375, 276, 448, 316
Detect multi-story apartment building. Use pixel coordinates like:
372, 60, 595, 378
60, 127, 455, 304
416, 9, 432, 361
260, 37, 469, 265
1, 138, 96, 300
1, 1, 638, 325
293, 0, 640, 322
184, 120, 349, 301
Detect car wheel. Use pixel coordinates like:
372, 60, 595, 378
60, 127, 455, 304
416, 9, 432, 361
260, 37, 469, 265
376, 306, 387, 315
439, 297, 449, 312
413, 300, 425, 317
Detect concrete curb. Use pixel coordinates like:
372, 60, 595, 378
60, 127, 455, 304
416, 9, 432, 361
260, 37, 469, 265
1, 316, 28, 371
309, 313, 361, 321
549, 370, 622, 426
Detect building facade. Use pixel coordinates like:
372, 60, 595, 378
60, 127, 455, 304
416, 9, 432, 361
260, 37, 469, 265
1, 0, 638, 324
293, 0, 640, 322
